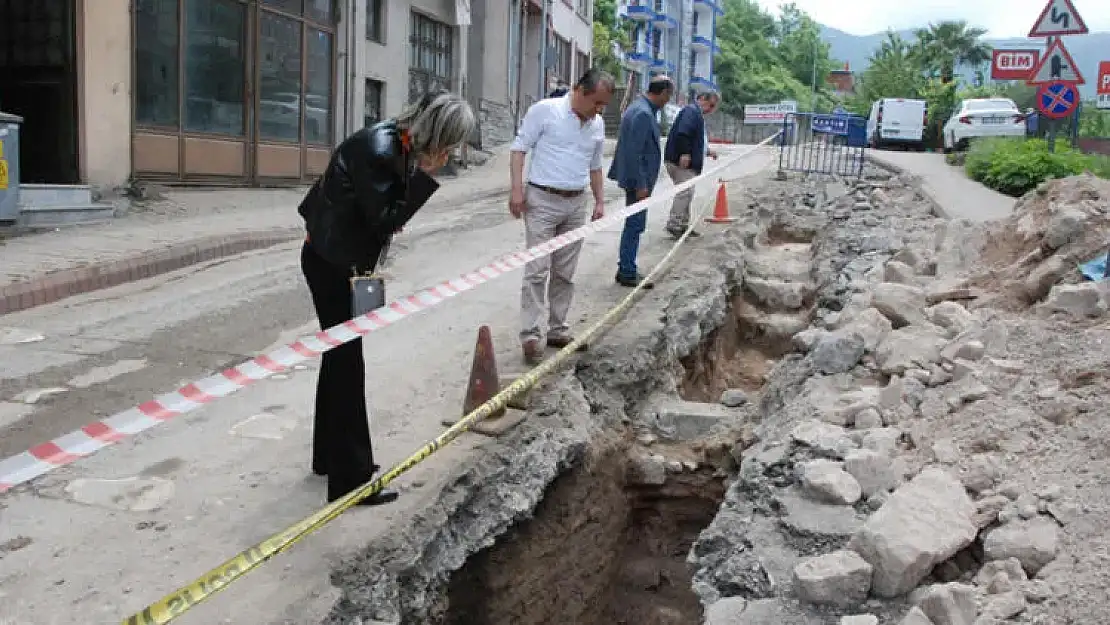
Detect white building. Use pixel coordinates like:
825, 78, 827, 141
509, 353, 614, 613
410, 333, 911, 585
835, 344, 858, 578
615, 0, 723, 100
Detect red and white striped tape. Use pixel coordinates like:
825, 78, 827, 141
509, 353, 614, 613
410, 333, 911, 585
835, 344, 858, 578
0, 140, 772, 493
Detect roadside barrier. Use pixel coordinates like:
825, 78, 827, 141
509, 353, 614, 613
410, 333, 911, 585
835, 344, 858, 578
119, 131, 781, 624
0, 137, 777, 494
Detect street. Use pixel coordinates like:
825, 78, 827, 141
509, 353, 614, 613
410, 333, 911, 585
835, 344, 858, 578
0, 146, 778, 624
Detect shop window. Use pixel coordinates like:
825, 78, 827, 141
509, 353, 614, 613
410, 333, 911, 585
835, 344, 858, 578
364, 79, 384, 128
305, 0, 332, 24
305, 27, 333, 144
258, 11, 302, 142
261, 0, 301, 15
366, 0, 384, 43
183, 0, 246, 136
134, 0, 179, 127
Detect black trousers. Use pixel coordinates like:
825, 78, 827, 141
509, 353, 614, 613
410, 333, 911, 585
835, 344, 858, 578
300, 242, 375, 501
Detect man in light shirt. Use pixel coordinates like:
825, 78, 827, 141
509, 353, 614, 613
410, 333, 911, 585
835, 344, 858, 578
509, 69, 614, 366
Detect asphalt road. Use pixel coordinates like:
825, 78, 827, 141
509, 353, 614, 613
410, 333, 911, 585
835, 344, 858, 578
0, 146, 778, 625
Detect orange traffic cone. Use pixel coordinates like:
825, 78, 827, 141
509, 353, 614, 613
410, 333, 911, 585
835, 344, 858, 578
705, 181, 736, 224
461, 325, 506, 420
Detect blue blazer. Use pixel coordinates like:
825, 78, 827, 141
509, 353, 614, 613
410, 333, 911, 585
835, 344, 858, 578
607, 96, 662, 192
664, 103, 706, 173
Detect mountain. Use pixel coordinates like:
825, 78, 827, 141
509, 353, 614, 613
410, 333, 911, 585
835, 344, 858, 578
820, 25, 1109, 98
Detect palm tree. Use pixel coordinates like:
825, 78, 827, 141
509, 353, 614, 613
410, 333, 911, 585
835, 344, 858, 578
912, 21, 992, 83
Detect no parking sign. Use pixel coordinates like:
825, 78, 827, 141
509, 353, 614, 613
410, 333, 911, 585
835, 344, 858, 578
1035, 80, 1080, 119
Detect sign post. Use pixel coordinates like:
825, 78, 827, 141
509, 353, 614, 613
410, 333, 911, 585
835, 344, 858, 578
1026, 0, 1089, 152
1098, 61, 1110, 110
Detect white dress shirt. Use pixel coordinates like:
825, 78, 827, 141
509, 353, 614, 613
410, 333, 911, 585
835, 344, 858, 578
510, 95, 605, 191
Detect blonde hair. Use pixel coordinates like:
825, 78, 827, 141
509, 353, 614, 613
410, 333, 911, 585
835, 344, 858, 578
396, 92, 477, 156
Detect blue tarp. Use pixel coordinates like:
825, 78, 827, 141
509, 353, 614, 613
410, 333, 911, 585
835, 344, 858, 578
1079, 252, 1109, 282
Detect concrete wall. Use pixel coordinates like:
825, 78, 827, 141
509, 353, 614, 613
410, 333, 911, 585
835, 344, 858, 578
81, 0, 131, 191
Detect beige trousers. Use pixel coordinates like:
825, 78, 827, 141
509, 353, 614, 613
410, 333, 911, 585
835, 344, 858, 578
520, 185, 587, 344
664, 162, 699, 233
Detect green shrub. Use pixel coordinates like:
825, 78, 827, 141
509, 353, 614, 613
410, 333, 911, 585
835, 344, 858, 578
945, 151, 966, 167
964, 137, 1108, 197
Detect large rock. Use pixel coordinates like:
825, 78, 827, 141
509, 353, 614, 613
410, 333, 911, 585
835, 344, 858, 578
982, 517, 1059, 575
843, 449, 904, 497
871, 283, 928, 328
793, 550, 873, 607
1043, 208, 1087, 250
809, 331, 866, 374
928, 301, 976, 336
799, 460, 863, 505
745, 277, 813, 311
1041, 283, 1107, 318
884, 260, 917, 284
914, 582, 977, 625
875, 327, 946, 376
900, 607, 935, 625
848, 468, 978, 597
839, 308, 893, 351
791, 420, 858, 458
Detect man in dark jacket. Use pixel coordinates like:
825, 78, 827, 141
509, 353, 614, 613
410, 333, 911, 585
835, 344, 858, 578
607, 75, 674, 287
663, 91, 720, 239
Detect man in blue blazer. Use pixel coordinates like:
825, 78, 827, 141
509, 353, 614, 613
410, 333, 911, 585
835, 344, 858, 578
663, 92, 720, 239
607, 75, 674, 288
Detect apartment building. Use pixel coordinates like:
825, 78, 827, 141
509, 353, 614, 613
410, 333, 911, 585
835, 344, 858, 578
615, 0, 723, 101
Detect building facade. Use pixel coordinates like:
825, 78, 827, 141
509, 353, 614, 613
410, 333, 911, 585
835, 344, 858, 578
0, 0, 589, 201
615, 0, 722, 101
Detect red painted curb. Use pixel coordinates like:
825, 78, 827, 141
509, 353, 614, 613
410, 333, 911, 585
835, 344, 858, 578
0, 228, 303, 316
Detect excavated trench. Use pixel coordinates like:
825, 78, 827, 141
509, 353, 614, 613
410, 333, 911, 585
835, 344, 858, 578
428, 230, 819, 625
441, 443, 726, 625
325, 188, 828, 625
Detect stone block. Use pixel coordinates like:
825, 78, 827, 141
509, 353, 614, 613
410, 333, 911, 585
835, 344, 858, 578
793, 550, 873, 607
848, 468, 977, 597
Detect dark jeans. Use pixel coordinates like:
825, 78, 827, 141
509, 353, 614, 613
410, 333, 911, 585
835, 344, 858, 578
300, 242, 375, 501
618, 187, 649, 279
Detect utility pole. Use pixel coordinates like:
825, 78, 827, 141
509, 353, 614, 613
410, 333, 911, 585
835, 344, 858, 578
810, 38, 818, 112
538, 0, 549, 100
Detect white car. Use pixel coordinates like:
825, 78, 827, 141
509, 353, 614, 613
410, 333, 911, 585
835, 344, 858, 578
943, 98, 1027, 152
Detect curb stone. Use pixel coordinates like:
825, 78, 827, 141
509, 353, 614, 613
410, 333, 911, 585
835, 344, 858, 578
0, 228, 303, 316
863, 154, 952, 220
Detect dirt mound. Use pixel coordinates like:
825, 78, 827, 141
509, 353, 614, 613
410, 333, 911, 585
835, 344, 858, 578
967, 174, 1110, 310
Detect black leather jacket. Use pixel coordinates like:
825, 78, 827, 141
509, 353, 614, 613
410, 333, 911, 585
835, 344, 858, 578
298, 120, 440, 274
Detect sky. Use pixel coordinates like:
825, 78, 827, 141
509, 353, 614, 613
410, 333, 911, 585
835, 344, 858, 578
755, 0, 1110, 38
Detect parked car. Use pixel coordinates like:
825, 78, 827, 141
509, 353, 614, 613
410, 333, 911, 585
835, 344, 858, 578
865, 98, 928, 151
942, 98, 1026, 152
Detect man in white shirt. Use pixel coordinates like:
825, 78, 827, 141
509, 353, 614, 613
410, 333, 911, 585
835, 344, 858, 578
509, 69, 614, 365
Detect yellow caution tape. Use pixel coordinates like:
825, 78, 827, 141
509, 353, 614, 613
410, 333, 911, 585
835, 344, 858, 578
121, 132, 782, 625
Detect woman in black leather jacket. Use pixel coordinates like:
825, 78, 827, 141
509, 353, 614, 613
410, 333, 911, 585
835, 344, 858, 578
298, 92, 476, 505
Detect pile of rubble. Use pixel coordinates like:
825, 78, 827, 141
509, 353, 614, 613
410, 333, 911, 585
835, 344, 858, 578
692, 172, 1110, 625
967, 173, 1110, 314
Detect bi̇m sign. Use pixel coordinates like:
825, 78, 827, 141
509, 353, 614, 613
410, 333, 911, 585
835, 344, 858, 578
991, 49, 1040, 81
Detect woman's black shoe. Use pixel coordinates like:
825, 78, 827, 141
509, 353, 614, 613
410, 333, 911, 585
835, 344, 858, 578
327, 488, 399, 506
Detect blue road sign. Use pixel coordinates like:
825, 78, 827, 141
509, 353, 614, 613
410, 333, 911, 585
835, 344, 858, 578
1036, 80, 1079, 119
812, 114, 850, 135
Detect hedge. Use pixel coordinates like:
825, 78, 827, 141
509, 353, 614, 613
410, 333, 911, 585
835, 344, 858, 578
963, 138, 1110, 197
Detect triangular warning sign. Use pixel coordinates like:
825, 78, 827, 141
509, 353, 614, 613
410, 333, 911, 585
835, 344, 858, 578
1026, 39, 1086, 85
1028, 0, 1089, 37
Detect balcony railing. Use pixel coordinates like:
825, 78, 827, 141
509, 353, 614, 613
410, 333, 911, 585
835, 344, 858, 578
690, 75, 719, 92
691, 34, 713, 51
692, 0, 724, 16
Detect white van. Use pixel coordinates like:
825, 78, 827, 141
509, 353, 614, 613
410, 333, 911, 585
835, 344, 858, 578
866, 98, 928, 150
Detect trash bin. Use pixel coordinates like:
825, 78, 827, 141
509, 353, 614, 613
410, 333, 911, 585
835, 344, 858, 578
0, 111, 22, 223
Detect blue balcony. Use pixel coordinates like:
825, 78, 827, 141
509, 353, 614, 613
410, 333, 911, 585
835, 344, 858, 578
690, 76, 718, 92
623, 4, 654, 21
652, 12, 679, 29
650, 58, 676, 74
691, 34, 715, 51
692, 0, 724, 16
625, 51, 652, 68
